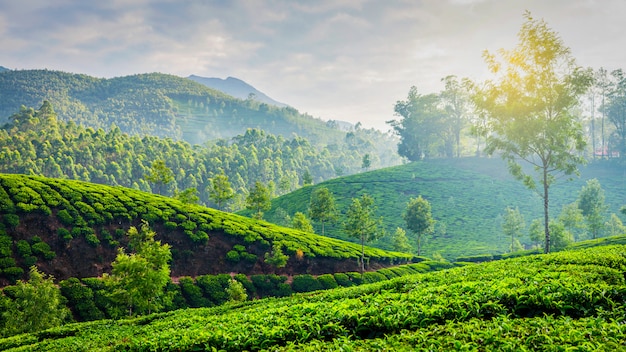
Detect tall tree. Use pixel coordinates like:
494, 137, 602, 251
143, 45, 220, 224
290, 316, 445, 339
577, 179, 608, 239
343, 193, 384, 273
388, 87, 445, 161
440, 75, 469, 158
246, 181, 271, 220
144, 159, 174, 195
471, 12, 593, 253
502, 207, 525, 252
105, 222, 172, 317
308, 187, 338, 236
208, 171, 235, 210
606, 69, 626, 159
403, 196, 435, 256
391, 227, 413, 253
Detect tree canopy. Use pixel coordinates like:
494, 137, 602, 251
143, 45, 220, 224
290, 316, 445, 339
471, 11, 593, 253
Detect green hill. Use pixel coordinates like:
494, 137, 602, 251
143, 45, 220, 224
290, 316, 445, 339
255, 157, 626, 259
0, 69, 401, 168
2, 244, 625, 350
0, 173, 412, 286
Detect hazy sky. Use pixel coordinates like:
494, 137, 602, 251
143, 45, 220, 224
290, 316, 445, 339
1, 0, 625, 131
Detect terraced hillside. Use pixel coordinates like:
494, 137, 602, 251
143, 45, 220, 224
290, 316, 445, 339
255, 158, 626, 259
0, 174, 412, 286
2, 244, 625, 350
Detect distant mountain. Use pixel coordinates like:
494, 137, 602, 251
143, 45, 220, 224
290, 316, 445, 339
0, 66, 9, 73
188, 75, 288, 107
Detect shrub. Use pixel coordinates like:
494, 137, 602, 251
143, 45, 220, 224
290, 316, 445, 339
31, 241, 56, 260
2, 266, 24, 282
23, 255, 37, 267
59, 278, 105, 322
16, 240, 31, 257
181, 220, 197, 231
164, 221, 178, 230
86, 233, 100, 247
0, 257, 16, 269
346, 272, 363, 285
317, 274, 338, 290
225, 279, 248, 302
292, 274, 322, 293
333, 273, 354, 287
250, 274, 288, 298
57, 228, 72, 242
226, 250, 240, 263
178, 277, 208, 308
233, 273, 256, 297
3, 214, 20, 229
362, 272, 387, 284
56, 209, 74, 226
0, 235, 12, 257
189, 231, 208, 244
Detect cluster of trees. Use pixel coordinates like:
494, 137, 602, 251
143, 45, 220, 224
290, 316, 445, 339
0, 103, 396, 211
502, 179, 626, 252
275, 187, 435, 265
390, 12, 625, 252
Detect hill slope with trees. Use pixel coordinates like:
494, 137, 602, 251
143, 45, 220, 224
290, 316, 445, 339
0, 69, 401, 169
0, 173, 412, 287
255, 158, 626, 259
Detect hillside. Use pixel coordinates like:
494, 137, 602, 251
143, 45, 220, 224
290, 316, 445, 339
0, 69, 401, 170
2, 244, 625, 350
0, 66, 8, 73
255, 157, 626, 259
0, 174, 412, 286
188, 75, 288, 107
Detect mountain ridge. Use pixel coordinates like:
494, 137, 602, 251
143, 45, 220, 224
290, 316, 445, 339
188, 75, 288, 108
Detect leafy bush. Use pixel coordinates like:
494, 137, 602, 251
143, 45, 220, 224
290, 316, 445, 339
333, 273, 354, 287
226, 250, 240, 263
292, 274, 322, 293
3, 214, 19, 229
0, 235, 12, 257
178, 277, 208, 308
317, 274, 338, 290
15, 240, 31, 257
250, 274, 289, 298
362, 271, 387, 284
233, 273, 256, 297
196, 274, 230, 306
188, 230, 208, 244
2, 266, 24, 282
56, 209, 74, 226
164, 221, 178, 230
0, 257, 16, 270
57, 228, 72, 242
31, 241, 55, 260
59, 278, 105, 322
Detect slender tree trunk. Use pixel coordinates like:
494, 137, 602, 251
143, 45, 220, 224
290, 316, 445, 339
360, 235, 365, 274
543, 167, 551, 254
417, 234, 422, 256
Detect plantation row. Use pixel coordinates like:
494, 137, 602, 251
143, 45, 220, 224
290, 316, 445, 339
1, 260, 451, 327
0, 173, 413, 283
1, 245, 624, 351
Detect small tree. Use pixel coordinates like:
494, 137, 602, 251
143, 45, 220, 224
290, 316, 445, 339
361, 154, 371, 170
144, 159, 174, 195
343, 193, 384, 273
264, 243, 289, 268
208, 171, 235, 211
175, 187, 200, 204
605, 213, 626, 237
528, 219, 544, 249
391, 227, 413, 253
302, 169, 313, 186
403, 196, 435, 256
557, 202, 587, 241
577, 179, 608, 239
309, 187, 338, 236
246, 181, 271, 220
105, 221, 172, 317
226, 279, 248, 303
1, 266, 70, 336
291, 212, 314, 233
502, 207, 525, 252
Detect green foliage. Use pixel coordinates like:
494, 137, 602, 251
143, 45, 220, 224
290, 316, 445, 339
577, 179, 608, 239
0, 266, 70, 337
225, 279, 248, 303
144, 160, 174, 196
59, 278, 105, 322
291, 274, 323, 293
291, 211, 314, 233
502, 207, 525, 253
3, 214, 19, 229
104, 222, 172, 317
316, 274, 338, 290
246, 181, 271, 220
264, 243, 289, 268
175, 187, 200, 205
403, 196, 434, 256
308, 187, 338, 236
344, 193, 385, 272
208, 171, 235, 211
391, 227, 412, 253
471, 12, 593, 254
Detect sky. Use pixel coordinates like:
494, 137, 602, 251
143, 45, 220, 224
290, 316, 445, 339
1, 0, 625, 131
